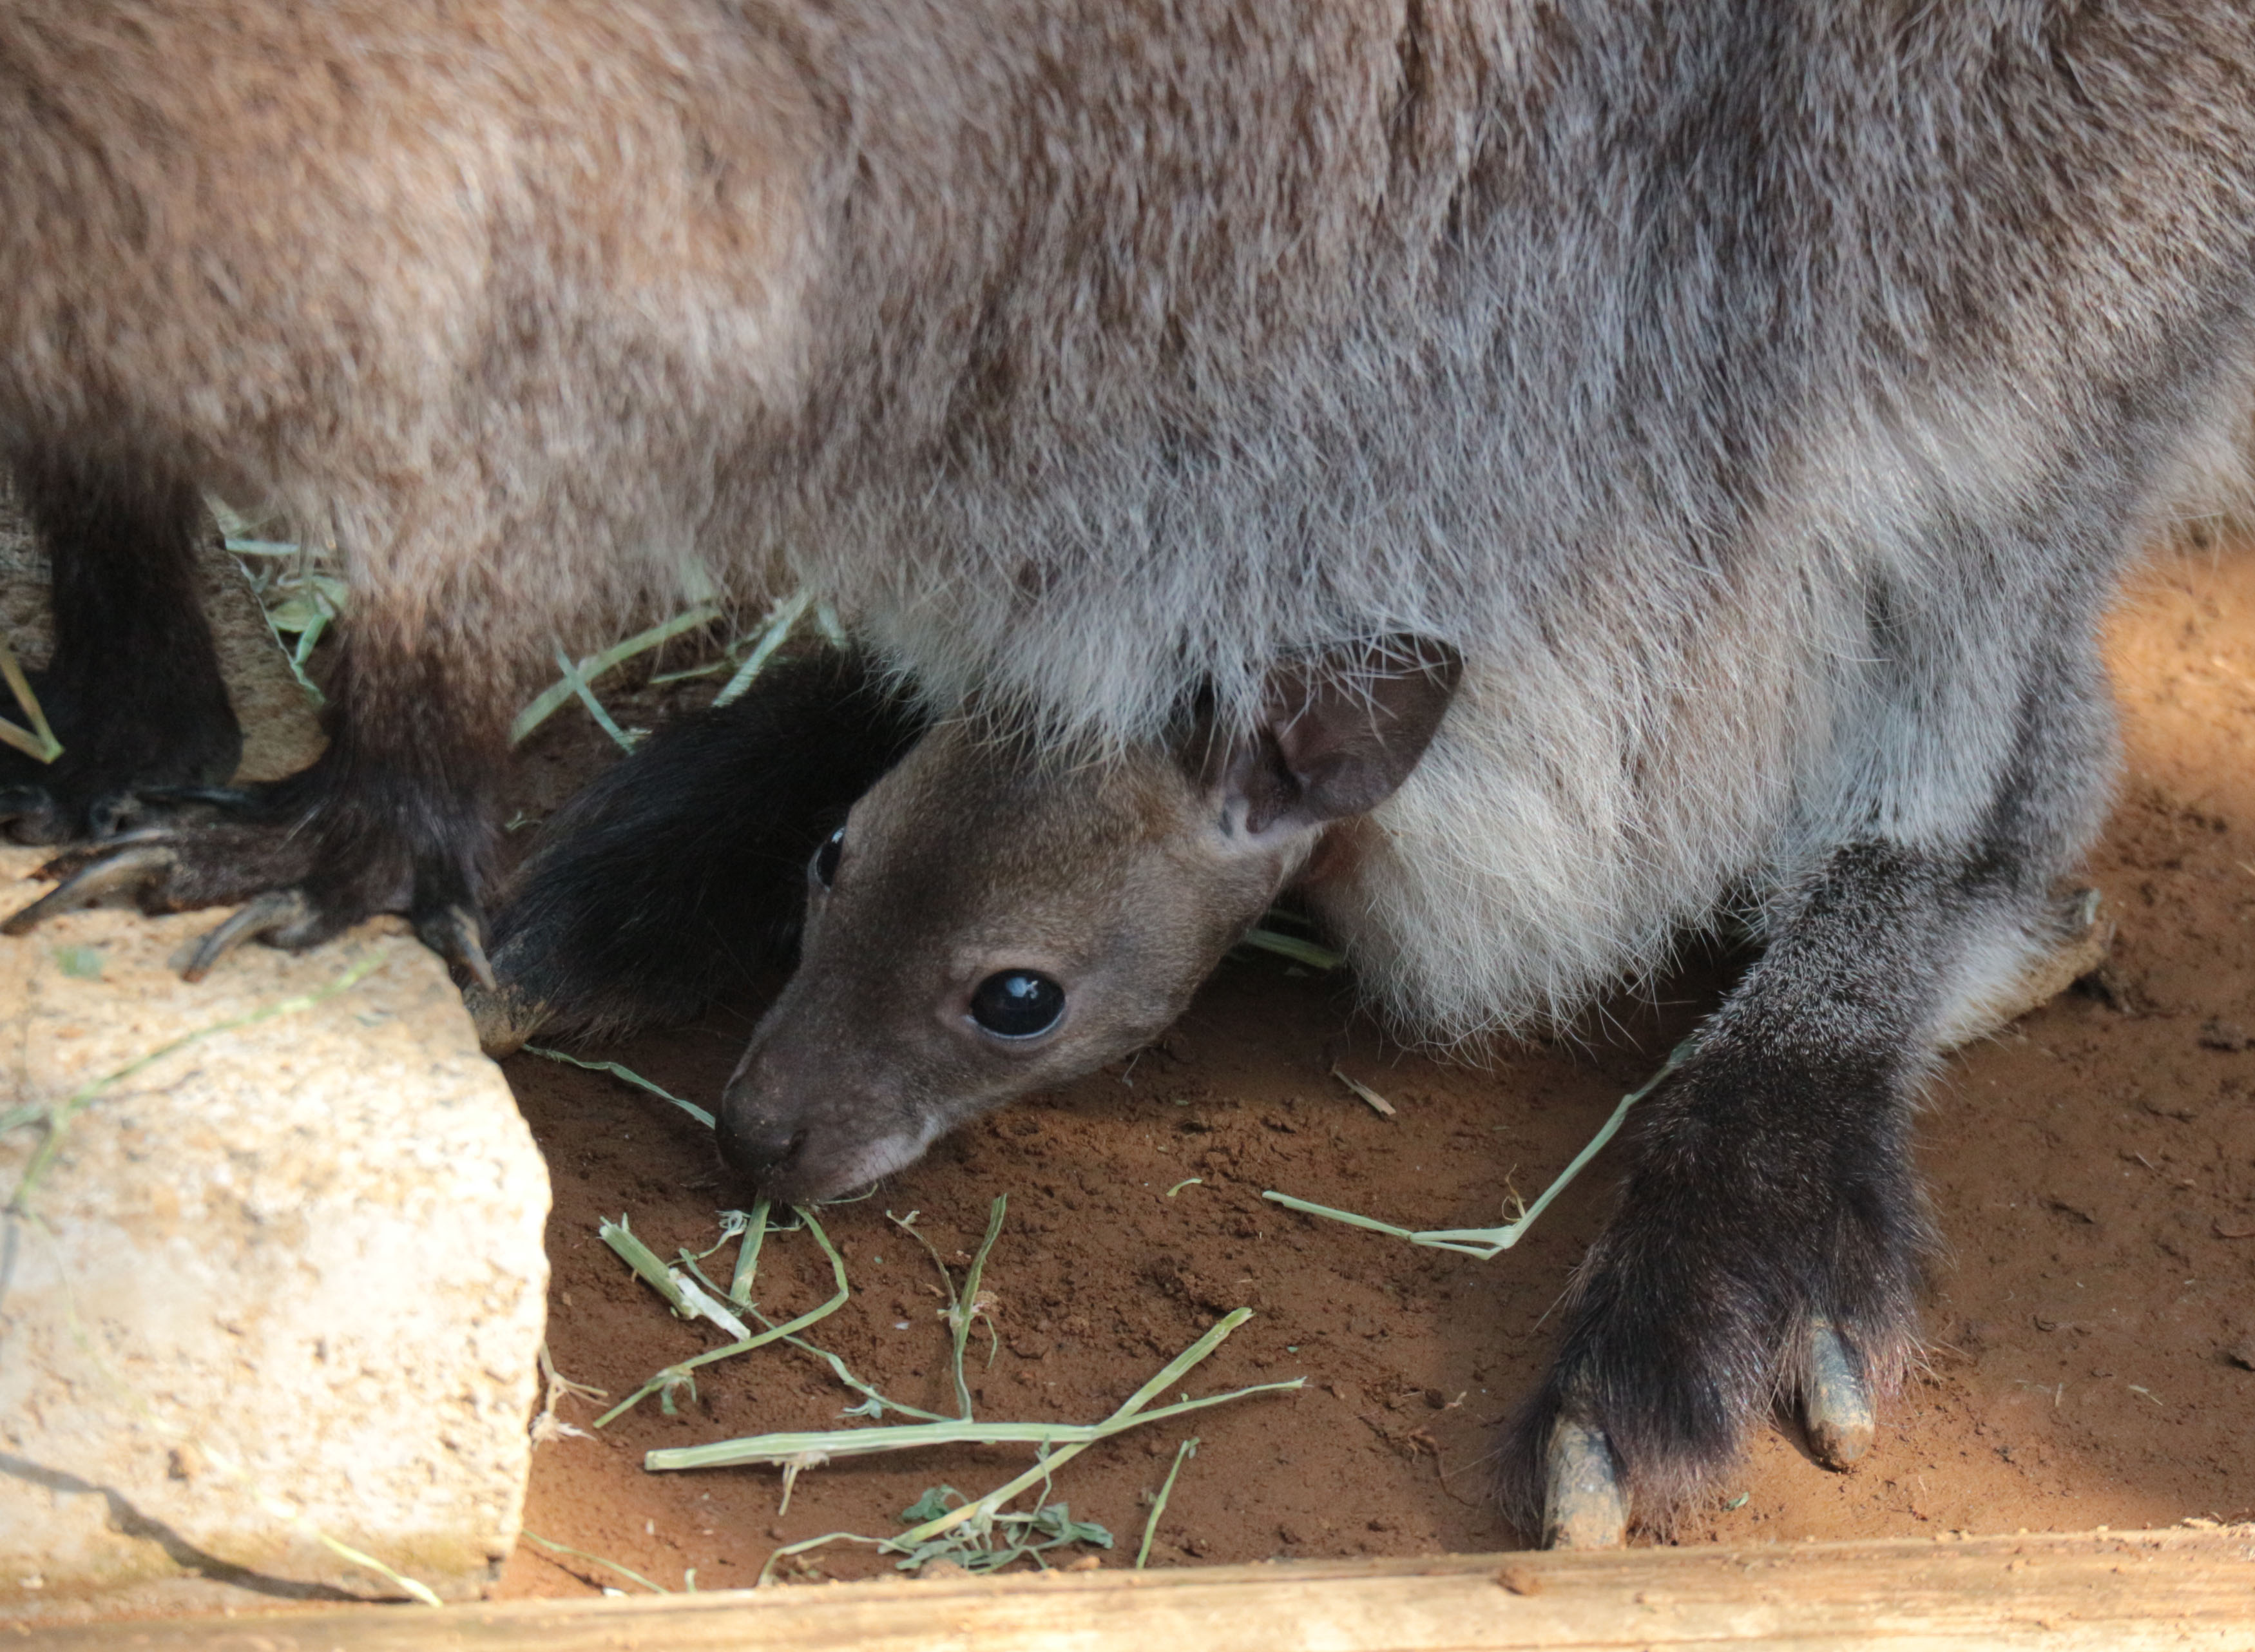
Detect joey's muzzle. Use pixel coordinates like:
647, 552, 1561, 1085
715, 1041, 823, 1200
714, 1086, 809, 1191
717, 1026, 947, 1204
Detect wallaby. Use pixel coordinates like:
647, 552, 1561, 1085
7, 0, 2255, 1547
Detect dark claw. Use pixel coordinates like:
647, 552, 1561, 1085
1, 841, 178, 934
135, 785, 263, 813
179, 889, 316, 981
1541, 1416, 1628, 1548
417, 903, 498, 992
1801, 1319, 1874, 1468
32, 824, 186, 876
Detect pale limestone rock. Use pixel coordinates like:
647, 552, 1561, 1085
1, 503, 547, 1619
0, 874, 550, 1618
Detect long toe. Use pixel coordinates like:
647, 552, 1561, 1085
179, 889, 316, 980
1542, 1417, 1629, 1549
1, 841, 178, 933
1801, 1319, 1875, 1469
415, 902, 497, 991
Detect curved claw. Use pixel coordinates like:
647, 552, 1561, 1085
180, 889, 315, 981
416, 903, 498, 992
2, 842, 178, 934
462, 979, 546, 1057
30, 825, 185, 879
134, 785, 263, 814
1542, 1416, 1628, 1549
1801, 1319, 1874, 1468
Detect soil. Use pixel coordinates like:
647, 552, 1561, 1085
492, 540, 2255, 1599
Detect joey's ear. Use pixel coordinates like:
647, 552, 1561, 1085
1199, 639, 1462, 839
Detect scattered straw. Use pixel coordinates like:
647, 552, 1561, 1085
519, 1531, 670, 1595
0, 634, 61, 764
520, 1046, 715, 1129
582, 1189, 1296, 1585
547, 644, 645, 754
1263, 1042, 1689, 1260
712, 591, 812, 707
595, 1205, 853, 1427
530, 1342, 604, 1445
727, 1201, 770, 1306
1135, 1437, 1198, 1568
647, 1307, 1295, 1478
510, 607, 722, 746
1330, 1065, 1397, 1118
891, 1198, 1007, 1420
757, 1487, 1111, 1585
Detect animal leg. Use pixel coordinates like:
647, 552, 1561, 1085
1499, 842, 2068, 1545
0, 452, 240, 841
1534, 877, 2112, 1542
5, 628, 505, 981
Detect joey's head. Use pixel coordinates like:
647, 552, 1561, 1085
717, 640, 1461, 1202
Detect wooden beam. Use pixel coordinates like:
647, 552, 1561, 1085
16, 1526, 2255, 1651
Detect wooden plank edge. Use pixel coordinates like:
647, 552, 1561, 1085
11, 1524, 2255, 1651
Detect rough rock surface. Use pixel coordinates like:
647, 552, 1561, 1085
0, 891, 551, 1618
1, 506, 550, 1619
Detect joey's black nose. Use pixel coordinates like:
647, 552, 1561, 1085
718, 1111, 808, 1186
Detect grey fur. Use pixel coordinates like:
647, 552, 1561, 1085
6, 0, 2255, 1540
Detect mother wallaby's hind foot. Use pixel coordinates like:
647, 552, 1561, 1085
5, 632, 508, 983
1537, 1320, 1876, 1549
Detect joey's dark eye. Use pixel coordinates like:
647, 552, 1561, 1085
968, 970, 1066, 1039
812, 827, 844, 889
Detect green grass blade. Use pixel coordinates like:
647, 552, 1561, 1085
549, 643, 641, 754
595, 1205, 853, 1428
1135, 1437, 1198, 1568
712, 592, 810, 708
519, 1531, 670, 1595
729, 1198, 772, 1307
948, 1195, 1009, 1419
0, 635, 62, 764
510, 606, 722, 745
1261, 1041, 1691, 1260
521, 1046, 715, 1129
